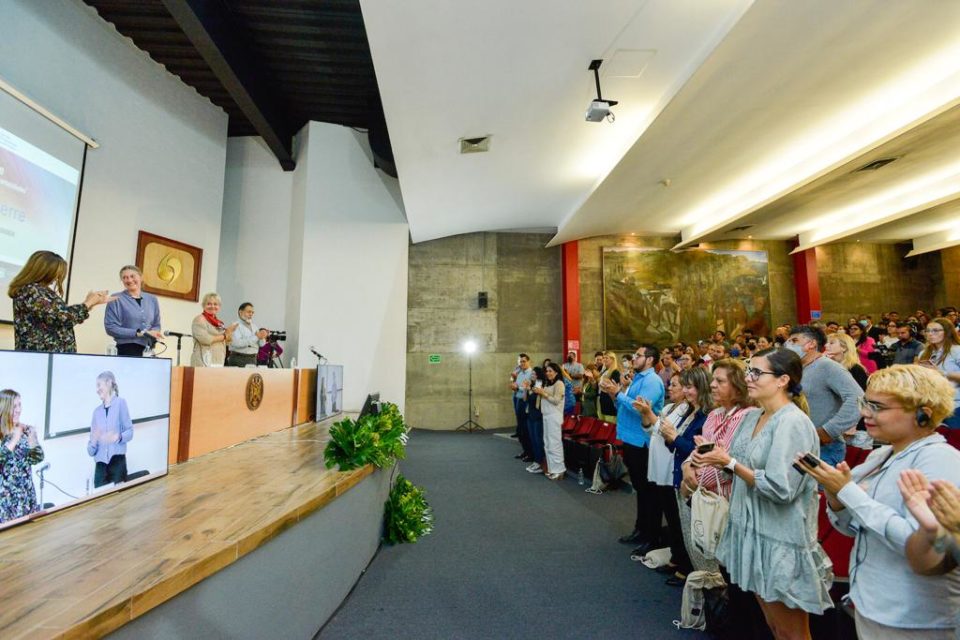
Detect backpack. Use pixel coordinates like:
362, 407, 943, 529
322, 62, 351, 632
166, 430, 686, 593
678, 570, 726, 630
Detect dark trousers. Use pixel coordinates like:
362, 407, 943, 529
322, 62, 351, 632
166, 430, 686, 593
658, 485, 692, 573
116, 343, 143, 357
94, 454, 128, 488
227, 353, 258, 367
527, 416, 544, 463
514, 398, 532, 457
622, 443, 662, 544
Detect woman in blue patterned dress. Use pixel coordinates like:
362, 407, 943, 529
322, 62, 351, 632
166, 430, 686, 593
7, 250, 113, 353
0, 389, 45, 525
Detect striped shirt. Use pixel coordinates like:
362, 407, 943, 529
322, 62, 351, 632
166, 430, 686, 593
695, 405, 758, 498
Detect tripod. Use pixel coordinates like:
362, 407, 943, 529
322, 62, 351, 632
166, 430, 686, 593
456, 352, 484, 432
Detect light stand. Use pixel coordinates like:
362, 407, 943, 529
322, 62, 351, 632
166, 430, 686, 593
174, 334, 184, 366
456, 340, 484, 432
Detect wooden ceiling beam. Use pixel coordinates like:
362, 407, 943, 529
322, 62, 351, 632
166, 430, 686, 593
161, 0, 296, 170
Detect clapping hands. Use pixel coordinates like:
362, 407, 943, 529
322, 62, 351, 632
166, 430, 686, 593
901, 470, 960, 537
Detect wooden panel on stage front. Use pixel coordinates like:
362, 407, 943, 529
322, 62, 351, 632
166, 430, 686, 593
296, 367, 317, 424
0, 419, 371, 640
167, 367, 184, 465
186, 367, 296, 460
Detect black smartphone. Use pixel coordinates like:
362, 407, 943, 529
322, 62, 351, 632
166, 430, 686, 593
801, 453, 821, 468
696, 442, 716, 454
792, 462, 808, 475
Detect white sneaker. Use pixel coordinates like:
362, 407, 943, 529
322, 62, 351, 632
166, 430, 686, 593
526, 462, 543, 473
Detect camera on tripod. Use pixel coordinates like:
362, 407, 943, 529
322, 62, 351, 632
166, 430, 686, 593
266, 330, 286, 342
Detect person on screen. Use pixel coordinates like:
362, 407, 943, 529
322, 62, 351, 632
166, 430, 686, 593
0, 389, 45, 524
226, 302, 267, 367
8, 250, 113, 353
104, 265, 163, 357
190, 293, 236, 367
86, 371, 133, 488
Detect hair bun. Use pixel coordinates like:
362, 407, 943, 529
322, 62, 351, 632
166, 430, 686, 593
791, 383, 803, 394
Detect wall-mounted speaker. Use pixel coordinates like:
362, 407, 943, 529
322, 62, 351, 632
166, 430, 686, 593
478, 291, 488, 309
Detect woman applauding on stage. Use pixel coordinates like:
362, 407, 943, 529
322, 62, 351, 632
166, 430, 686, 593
8, 250, 113, 353
87, 371, 133, 488
0, 389, 45, 524
191, 292, 236, 367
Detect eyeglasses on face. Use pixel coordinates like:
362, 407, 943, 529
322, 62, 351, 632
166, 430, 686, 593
744, 367, 777, 381
857, 396, 902, 415
925, 327, 944, 334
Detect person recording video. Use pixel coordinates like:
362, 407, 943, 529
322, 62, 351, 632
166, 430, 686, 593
87, 371, 133, 488
227, 302, 267, 367
0, 389, 44, 524
258, 330, 286, 368
104, 265, 163, 357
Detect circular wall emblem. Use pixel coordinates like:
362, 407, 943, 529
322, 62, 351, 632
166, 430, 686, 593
246, 373, 264, 410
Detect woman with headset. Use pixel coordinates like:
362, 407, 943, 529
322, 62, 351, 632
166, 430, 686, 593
803, 365, 960, 638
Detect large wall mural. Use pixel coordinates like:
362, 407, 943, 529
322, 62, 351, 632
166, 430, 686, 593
602, 247, 771, 349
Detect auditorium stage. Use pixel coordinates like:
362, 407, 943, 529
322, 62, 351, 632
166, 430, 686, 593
0, 416, 390, 639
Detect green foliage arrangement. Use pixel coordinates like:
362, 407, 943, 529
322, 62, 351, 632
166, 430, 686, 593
323, 401, 409, 471
384, 474, 433, 544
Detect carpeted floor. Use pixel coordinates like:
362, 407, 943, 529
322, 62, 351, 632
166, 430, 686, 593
317, 429, 701, 639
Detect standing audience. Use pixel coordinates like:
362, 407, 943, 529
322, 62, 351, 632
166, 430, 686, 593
534, 363, 567, 480
597, 351, 621, 424
918, 318, 960, 429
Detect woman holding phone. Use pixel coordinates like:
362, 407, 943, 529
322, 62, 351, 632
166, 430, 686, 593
694, 349, 831, 640
805, 365, 960, 637
87, 371, 133, 488
0, 389, 45, 524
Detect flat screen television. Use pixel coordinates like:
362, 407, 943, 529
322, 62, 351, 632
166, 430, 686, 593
358, 392, 380, 421
315, 364, 343, 421
0, 350, 171, 531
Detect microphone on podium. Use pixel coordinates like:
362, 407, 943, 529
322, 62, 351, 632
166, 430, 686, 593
36, 462, 51, 473
310, 347, 326, 363
163, 330, 188, 338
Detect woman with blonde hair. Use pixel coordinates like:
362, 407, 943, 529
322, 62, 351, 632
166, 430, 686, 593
597, 350, 621, 423
191, 292, 236, 367
87, 371, 133, 488
8, 250, 113, 352
824, 332, 868, 390
696, 348, 831, 640
918, 317, 960, 429
806, 365, 960, 637
0, 389, 44, 524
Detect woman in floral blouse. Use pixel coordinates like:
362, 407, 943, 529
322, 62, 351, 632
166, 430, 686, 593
0, 389, 45, 525
7, 250, 113, 353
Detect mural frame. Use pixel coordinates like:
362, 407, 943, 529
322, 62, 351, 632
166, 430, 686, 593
135, 230, 203, 302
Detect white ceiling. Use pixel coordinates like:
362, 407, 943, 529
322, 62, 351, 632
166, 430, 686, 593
362, 0, 960, 255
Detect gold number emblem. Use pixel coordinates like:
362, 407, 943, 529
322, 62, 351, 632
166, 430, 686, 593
246, 373, 264, 410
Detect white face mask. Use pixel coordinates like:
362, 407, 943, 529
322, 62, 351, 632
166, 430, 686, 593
784, 342, 806, 358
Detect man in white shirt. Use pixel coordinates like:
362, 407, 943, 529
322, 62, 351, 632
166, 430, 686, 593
227, 302, 268, 367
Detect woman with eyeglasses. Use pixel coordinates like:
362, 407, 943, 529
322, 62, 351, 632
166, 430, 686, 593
803, 365, 960, 638
694, 349, 831, 640
917, 318, 960, 429
846, 323, 878, 375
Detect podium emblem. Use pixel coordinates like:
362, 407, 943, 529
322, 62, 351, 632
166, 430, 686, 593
246, 373, 264, 410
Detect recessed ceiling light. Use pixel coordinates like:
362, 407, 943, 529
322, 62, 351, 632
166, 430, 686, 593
747, 235, 753, 239
459, 136, 492, 154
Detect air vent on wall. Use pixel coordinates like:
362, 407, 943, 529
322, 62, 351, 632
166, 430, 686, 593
729, 224, 755, 233
459, 136, 491, 154
856, 157, 899, 172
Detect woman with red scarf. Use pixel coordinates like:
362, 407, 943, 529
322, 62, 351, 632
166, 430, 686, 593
190, 292, 236, 367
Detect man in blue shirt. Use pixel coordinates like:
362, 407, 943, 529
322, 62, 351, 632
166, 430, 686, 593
601, 344, 665, 553
510, 354, 535, 461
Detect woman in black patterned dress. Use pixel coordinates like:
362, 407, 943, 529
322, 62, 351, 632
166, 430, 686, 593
7, 251, 113, 353
0, 389, 45, 525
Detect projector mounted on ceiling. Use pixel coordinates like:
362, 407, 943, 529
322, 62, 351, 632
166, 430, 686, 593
586, 59, 618, 123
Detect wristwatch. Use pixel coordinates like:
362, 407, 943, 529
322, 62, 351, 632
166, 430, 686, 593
724, 457, 737, 473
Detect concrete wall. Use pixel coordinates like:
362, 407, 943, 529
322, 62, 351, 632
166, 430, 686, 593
933, 245, 960, 312
406, 232, 561, 430
815, 242, 944, 322
0, 0, 228, 357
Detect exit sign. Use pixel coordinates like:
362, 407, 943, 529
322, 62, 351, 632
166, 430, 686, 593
428, 354, 442, 364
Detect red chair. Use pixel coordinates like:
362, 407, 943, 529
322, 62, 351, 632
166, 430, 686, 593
936, 425, 960, 450
843, 445, 871, 469
561, 414, 578, 435
817, 492, 853, 580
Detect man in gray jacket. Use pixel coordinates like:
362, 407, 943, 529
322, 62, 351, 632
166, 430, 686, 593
785, 325, 863, 466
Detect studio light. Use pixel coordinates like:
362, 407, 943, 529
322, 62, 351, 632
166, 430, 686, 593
457, 339, 483, 432
463, 339, 477, 354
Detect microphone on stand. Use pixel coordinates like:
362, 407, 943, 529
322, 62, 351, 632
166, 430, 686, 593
163, 330, 188, 338
36, 462, 51, 473
310, 347, 326, 363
